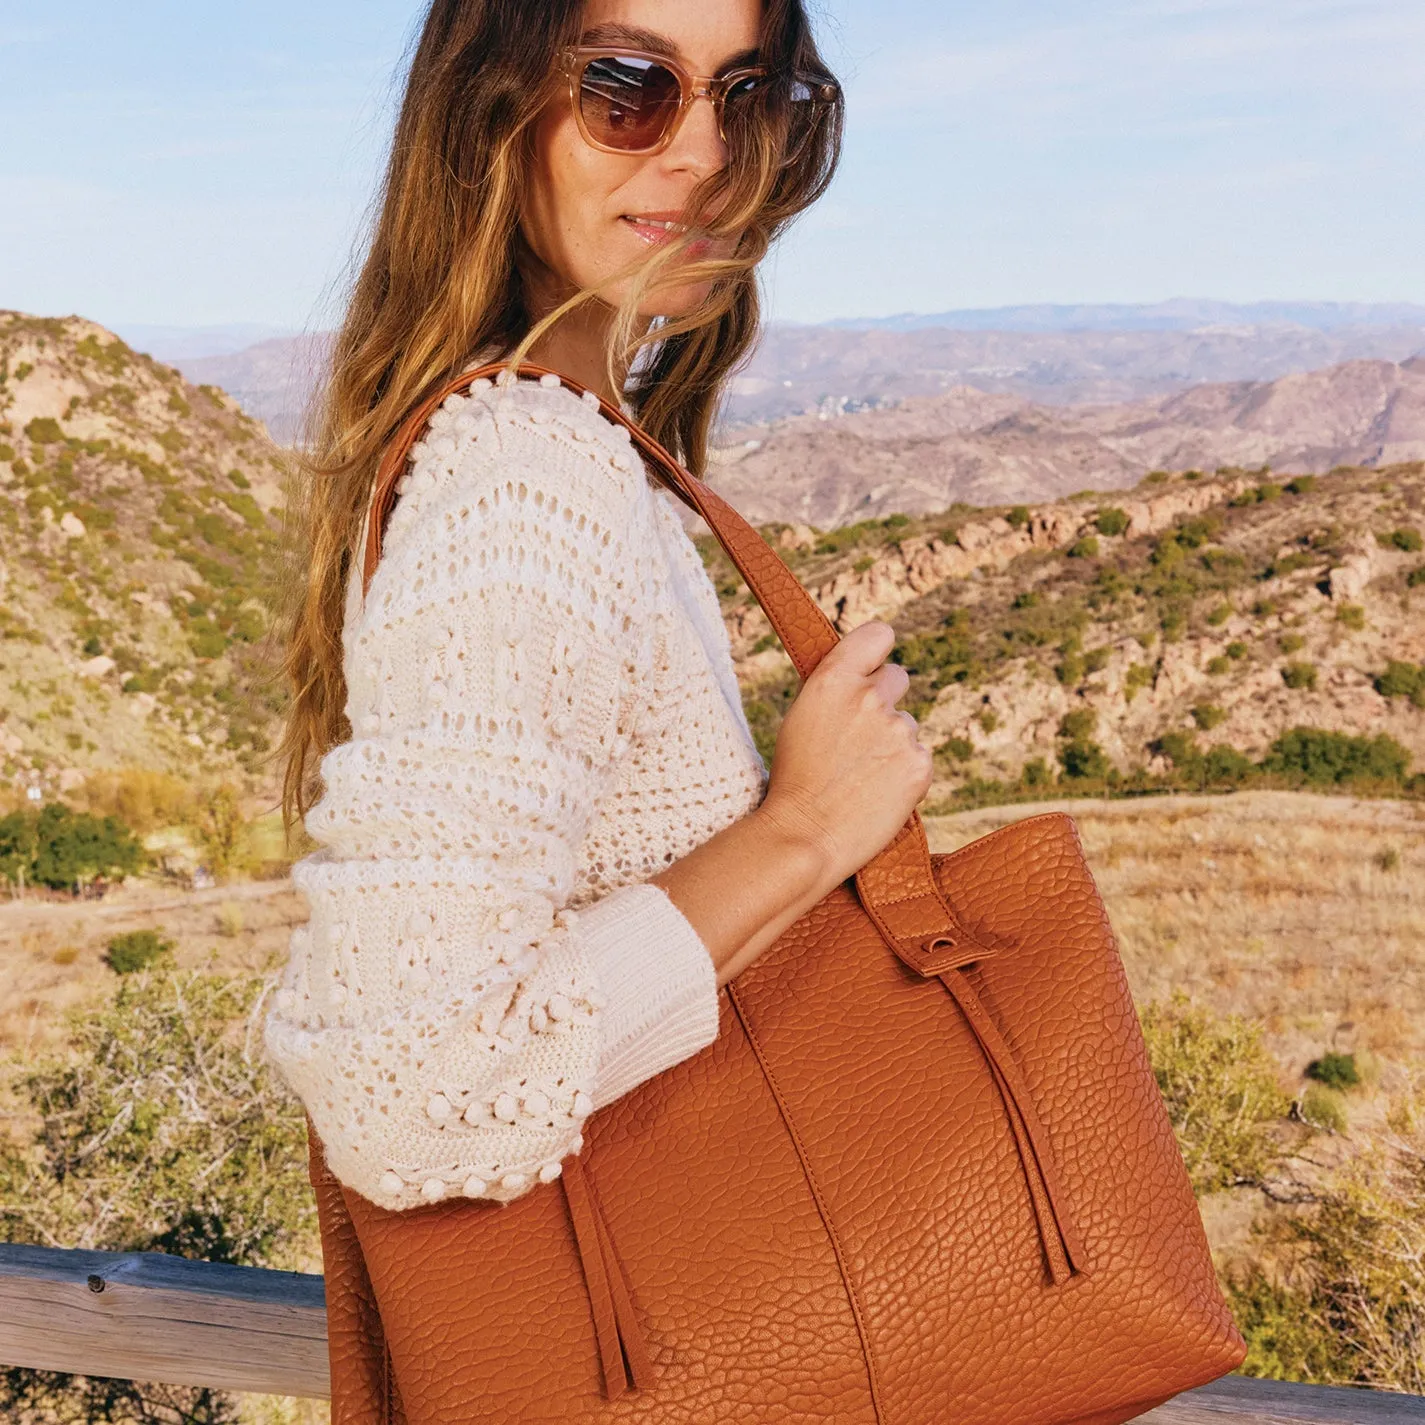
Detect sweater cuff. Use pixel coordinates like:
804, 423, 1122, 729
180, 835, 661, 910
578, 882, 721, 1110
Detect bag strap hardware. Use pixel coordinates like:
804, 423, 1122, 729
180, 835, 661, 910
363, 360, 998, 967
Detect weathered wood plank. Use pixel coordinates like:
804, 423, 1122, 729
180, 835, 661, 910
2, 1243, 1423, 1419
1143, 1374, 1425, 1423
0, 1244, 329, 1399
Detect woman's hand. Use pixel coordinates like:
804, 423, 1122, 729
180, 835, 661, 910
757, 620, 933, 890
651, 621, 932, 988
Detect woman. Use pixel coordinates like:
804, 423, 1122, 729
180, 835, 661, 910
265, 0, 928, 1279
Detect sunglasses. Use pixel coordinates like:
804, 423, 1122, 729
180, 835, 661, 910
558, 46, 840, 159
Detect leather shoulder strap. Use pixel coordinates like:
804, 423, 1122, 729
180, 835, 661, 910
364, 360, 993, 968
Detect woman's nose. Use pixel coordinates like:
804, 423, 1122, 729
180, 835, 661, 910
661, 90, 729, 179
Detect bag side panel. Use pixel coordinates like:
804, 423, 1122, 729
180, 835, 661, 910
729, 814, 1244, 1425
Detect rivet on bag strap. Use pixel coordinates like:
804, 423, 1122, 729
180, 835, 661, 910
362, 361, 998, 972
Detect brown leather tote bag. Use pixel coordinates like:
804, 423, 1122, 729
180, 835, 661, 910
304, 362, 1246, 1425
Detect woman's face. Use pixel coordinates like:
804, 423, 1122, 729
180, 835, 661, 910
521, 0, 762, 320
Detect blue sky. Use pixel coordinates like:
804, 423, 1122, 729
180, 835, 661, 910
2, 0, 1422, 330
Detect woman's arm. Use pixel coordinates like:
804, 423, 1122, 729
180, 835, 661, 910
655, 621, 934, 989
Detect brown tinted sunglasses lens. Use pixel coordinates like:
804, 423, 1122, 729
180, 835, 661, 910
579, 55, 683, 151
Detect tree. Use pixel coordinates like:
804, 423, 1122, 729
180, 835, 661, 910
0, 805, 144, 893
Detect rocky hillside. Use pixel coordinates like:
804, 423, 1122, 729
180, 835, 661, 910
0, 313, 288, 804
710, 462, 1425, 805
709, 358, 1425, 525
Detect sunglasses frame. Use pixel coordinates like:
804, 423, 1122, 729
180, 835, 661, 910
557, 46, 839, 158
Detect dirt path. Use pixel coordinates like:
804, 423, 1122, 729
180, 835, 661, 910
0, 877, 306, 1058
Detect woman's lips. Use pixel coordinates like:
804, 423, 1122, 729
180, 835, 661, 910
621, 214, 689, 245
621, 214, 716, 259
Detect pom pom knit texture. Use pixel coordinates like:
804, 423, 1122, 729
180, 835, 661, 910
263, 376, 768, 1210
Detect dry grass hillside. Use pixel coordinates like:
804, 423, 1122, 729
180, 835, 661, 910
0, 312, 289, 804
711, 461, 1425, 806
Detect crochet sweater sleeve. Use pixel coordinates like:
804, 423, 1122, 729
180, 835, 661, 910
263, 378, 721, 1210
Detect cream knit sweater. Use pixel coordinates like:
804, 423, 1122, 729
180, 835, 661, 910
263, 372, 768, 1211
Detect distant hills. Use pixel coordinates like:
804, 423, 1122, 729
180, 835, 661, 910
826, 299, 1425, 334
123, 300, 1425, 445
709, 357, 1425, 527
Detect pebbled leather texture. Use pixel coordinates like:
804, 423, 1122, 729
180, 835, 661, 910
308, 363, 1247, 1424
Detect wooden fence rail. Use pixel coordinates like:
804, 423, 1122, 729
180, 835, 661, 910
1, 1245, 1422, 1421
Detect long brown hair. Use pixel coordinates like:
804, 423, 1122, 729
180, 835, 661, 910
279, 0, 842, 829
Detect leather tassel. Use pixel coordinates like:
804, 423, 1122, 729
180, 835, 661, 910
562, 1154, 654, 1398
937, 968, 1087, 1285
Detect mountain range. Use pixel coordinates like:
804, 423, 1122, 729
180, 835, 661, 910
132, 301, 1425, 445
709, 357, 1425, 527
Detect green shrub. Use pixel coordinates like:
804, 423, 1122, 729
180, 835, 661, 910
103, 929, 173, 975
1006, 505, 1029, 528
1284, 475, 1317, 495
188, 619, 228, 659
1279, 632, 1306, 654
852, 555, 875, 574
0, 804, 144, 891
1012, 590, 1039, 610
1058, 708, 1098, 742
1262, 728, 1411, 787
977, 708, 999, 733
1056, 652, 1085, 685
1202, 744, 1254, 785
1335, 603, 1366, 631
24, 417, 63, 445
1300, 1082, 1347, 1134
1382, 527, 1423, 553
1207, 603, 1232, 626
1375, 660, 1425, 707
1408, 565, 1425, 589
1281, 661, 1318, 691
1143, 470, 1169, 485
1207, 655, 1231, 676
1021, 757, 1051, 787
891, 616, 976, 690
1228, 1118, 1425, 1391
0, 957, 316, 1423
1067, 536, 1100, 559
1305, 1052, 1360, 1091
1140, 993, 1289, 1193
1193, 704, 1227, 731
1226, 641, 1248, 660
1059, 739, 1111, 780
1264, 551, 1318, 579
937, 735, 973, 763
1095, 508, 1129, 537
1124, 662, 1154, 702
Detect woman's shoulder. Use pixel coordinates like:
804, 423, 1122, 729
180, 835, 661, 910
369, 372, 670, 615
397, 371, 656, 522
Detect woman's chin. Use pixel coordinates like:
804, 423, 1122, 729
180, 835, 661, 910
636, 279, 719, 322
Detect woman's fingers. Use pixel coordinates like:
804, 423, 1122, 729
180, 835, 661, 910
823, 620, 896, 678
869, 660, 911, 707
